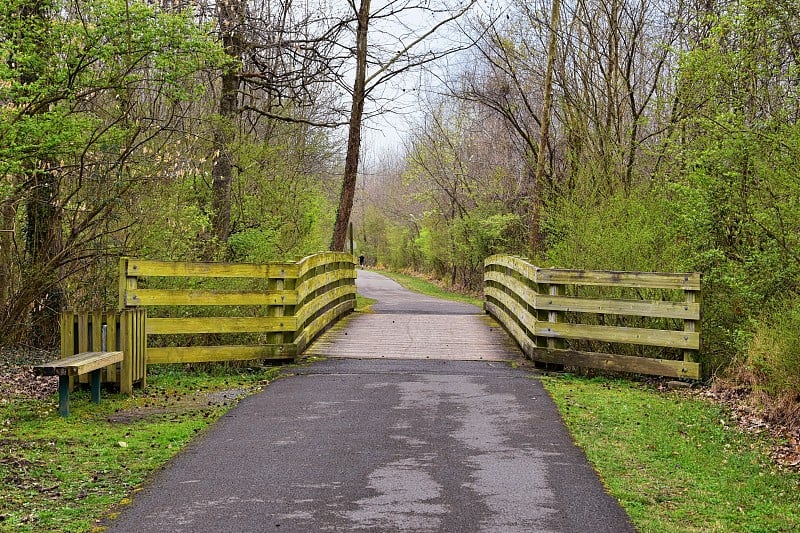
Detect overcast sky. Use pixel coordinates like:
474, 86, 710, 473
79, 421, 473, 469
353, 0, 506, 159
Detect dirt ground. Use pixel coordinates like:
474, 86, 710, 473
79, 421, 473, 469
698, 385, 800, 470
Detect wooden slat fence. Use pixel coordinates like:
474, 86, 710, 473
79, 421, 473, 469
59, 309, 147, 393
59, 252, 356, 395
484, 255, 702, 379
118, 252, 356, 368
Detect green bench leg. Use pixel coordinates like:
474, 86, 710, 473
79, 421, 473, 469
58, 376, 70, 417
90, 369, 102, 404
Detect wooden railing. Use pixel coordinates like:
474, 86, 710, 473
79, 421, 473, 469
293, 252, 361, 353
119, 252, 356, 368
484, 255, 701, 379
56, 252, 356, 394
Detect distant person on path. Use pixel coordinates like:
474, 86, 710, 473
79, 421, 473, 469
359, 254, 366, 268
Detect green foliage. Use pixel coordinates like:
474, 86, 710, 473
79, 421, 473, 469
228, 228, 282, 263
453, 210, 523, 263
413, 224, 449, 273
386, 225, 419, 270
358, 205, 393, 268
739, 298, 800, 405
671, 0, 800, 377
0, 0, 227, 174
544, 184, 689, 273
137, 196, 211, 261
226, 138, 334, 262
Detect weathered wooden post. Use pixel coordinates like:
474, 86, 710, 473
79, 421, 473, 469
90, 325, 107, 404
683, 275, 702, 374
118, 257, 147, 393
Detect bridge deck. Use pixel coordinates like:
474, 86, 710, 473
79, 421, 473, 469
305, 270, 520, 361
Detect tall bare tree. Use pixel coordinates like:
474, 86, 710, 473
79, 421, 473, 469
330, 0, 478, 251
531, 0, 561, 253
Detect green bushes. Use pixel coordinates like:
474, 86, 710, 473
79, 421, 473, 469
543, 185, 689, 273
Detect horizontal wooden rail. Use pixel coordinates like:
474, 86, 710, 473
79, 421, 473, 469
147, 316, 297, 335
487, 255, 700, 290
126, 259, 298, 279
484, 271, 700, 320
147, 344, 297, 364
484, 255, 702, 379
124, 289, 297, 307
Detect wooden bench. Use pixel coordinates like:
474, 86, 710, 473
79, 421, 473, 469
33, 351, 124, 417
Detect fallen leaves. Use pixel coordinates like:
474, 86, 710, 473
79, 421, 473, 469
697, 386, 800, 472
0, 348, 58, 401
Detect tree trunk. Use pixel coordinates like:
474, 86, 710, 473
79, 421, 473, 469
0, 198, 13, 309
331, 0, 371, 251
211, 70, 238, 244
26, 165, 64, 349
605, 0, 621, 182
14, 0, 64, 348
531, 0, 561, 255
211, 0, 245, 246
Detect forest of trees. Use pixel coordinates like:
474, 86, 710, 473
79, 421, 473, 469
1, 0, 798, 416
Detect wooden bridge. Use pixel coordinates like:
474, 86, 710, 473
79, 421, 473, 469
100, 254, 697, 530
305, 269, 518, 361
58, 252, 702, 396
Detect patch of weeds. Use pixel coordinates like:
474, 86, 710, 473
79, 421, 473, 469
355, 294, 377, 312
540, 374, 800, 532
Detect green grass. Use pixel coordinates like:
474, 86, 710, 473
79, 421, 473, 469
377, 270, 483, 307
540, 374, 800, 532
355, 294, 377, 312
0, 365, 283, 533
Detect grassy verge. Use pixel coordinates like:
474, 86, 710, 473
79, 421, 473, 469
540, 374, 800, 532
355, 294, 377, 312
375, 269, 483, 307
0, 365, 283, 533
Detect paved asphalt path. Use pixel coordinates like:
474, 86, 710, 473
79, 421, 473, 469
107, 271, 634, 532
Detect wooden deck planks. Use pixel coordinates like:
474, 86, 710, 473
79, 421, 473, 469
305, 313, 518, 361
